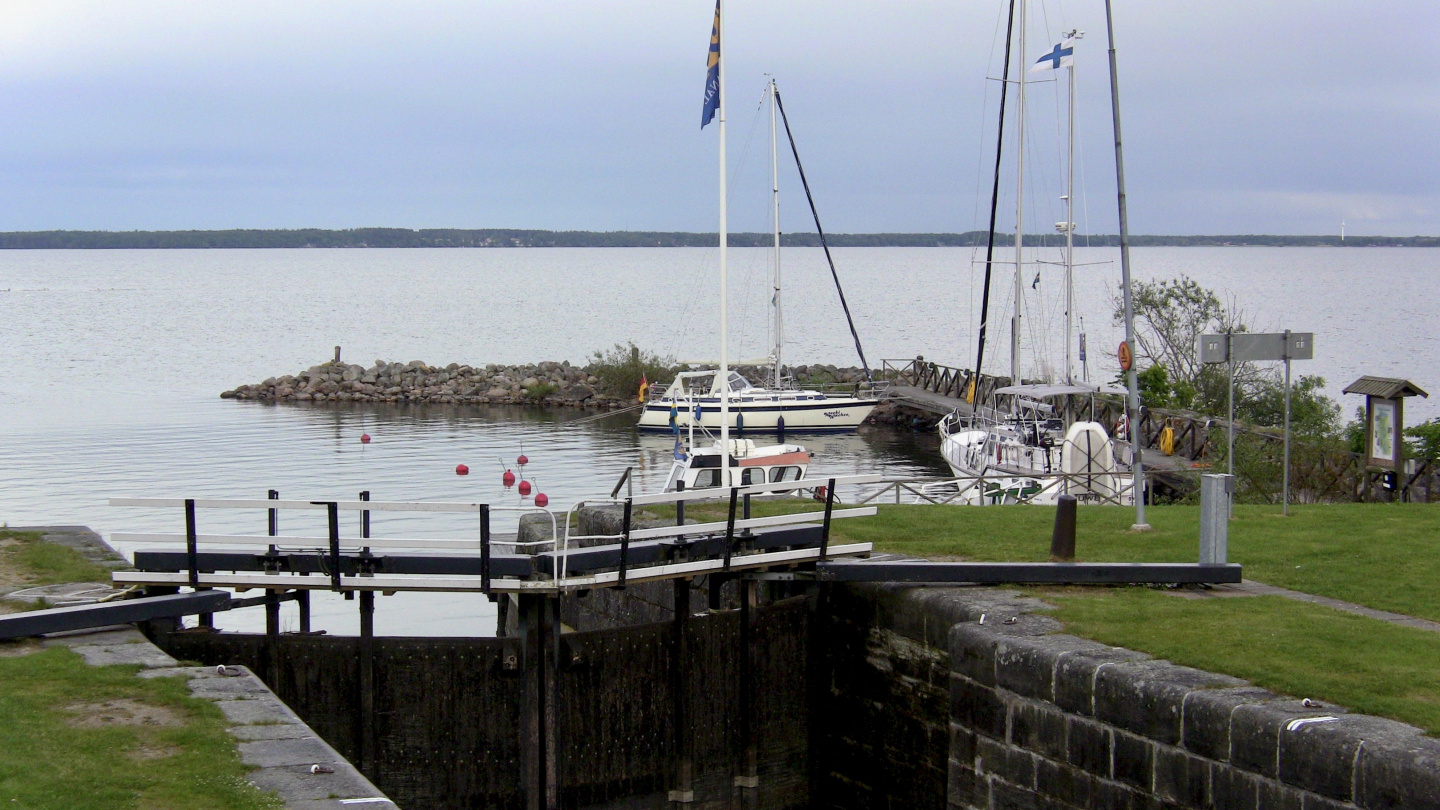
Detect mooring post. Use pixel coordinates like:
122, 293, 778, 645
735, 578, 759, 793
358, 588, 376, 776
1050, 495, 1078, 561
669, 578, 694, 804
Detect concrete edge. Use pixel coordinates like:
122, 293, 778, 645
41, 625, 395, 809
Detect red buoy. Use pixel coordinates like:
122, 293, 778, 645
534, 492, 549, 507
518, 479, 532, 496
360, 433, 371, 444
517, 454, 529, 466
502, 469, 516, 487
456, 464, 470, 475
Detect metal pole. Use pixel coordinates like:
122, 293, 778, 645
717, 0, 731, 483
769, 78, 783, 389
1227, 330, 1235, 477
1011, 0, 1028, 386
1283, 330, 1291, 516
1103, 0, 1148, 529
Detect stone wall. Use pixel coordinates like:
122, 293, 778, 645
817, 583, 1440, 810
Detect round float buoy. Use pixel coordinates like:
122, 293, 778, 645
502, 469, 516, 487
534, 492, 549, 507
517, 454, 529, 466
518, 479, 532, 496
360, 433, 371, 444
455, 464, 470, 475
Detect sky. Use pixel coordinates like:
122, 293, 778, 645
0, 1, 1433, 236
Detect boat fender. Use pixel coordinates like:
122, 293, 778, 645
1115, 414, 1129, 439
736, 412, 744, 434
813, 485, 828, 502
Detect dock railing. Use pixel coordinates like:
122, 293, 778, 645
109, 474, 882, 596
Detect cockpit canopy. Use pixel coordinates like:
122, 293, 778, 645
659, 370, 753, 399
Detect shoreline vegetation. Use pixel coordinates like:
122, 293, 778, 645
3, 227, 1437, 249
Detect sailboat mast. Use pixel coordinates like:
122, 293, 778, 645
717, 0, 731, 482
769, 79, 783, 390
1010, 0, 1028, 386
1103, 0, 1148, 529
1064, 34, 1076, 385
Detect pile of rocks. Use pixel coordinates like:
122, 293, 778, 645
221, 359, 626, 408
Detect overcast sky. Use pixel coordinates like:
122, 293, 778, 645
0, 1, 1433, 235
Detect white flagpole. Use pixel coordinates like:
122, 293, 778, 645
717, 0, 731, 483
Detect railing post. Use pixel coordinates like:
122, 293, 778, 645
723, 487, 740, 571
675, 480, 686, 529
184, 498, 199, 590
314, 501, 341, 591
480, 504, 492, 593
618, 498, 632, 588
820, 478, 837, 561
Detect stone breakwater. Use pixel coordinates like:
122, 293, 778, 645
219, 359, 906, 419
222, 359, 626, 407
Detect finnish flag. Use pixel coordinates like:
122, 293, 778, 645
1030, 37, 1075, 73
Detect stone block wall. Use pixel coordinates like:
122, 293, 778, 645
819, 583, 1440, 810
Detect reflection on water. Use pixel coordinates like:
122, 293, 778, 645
0, 399, 945, 636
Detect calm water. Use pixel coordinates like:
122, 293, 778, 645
1, 246, 1435, 634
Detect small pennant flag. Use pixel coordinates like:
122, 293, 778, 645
1030, 37, 1075, 73
638, 373, 650, 404
701, 0, 721, 128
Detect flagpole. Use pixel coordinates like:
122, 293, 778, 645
1103, 0, 1149, 530
717, 0, 731, 484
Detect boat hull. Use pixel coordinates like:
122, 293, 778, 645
637, 396, 876, 432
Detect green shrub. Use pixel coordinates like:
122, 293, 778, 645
585, 342, 678, 399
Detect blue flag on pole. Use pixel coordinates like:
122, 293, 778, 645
1030, 37, 1075, 73
701, 0, 720, 128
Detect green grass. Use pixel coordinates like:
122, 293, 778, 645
0, 645, 281, 809
1039, 587, 1440, 735
647, 500, 1440, 621
1, 529, 114, 585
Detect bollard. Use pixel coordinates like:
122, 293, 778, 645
1050, 495, 1077, 561
1200, 474, 1235, 564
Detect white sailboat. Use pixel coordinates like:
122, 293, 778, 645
937, 18, 1128, 505
661, 4, 814, 492
639, 78, 878, 435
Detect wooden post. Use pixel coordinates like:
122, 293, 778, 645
669, 578, 694, 804
358, 589, 375, 776
735, 579, 759, 793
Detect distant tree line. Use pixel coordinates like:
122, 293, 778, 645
0, 228, 1433, 249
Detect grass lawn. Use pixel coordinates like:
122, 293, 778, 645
644, 500, 1440, 621
0, 645, 280, 809
1038, 587, 1440, 735
0, 528, 114, 588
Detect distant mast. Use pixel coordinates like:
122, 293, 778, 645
1341, 220, 1346, 242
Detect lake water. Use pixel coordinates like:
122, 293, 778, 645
1, 246, 1435, 634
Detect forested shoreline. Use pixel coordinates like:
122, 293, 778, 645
0, 228, 1432, 249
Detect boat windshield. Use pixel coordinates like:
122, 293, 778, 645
658, 370, 754, 398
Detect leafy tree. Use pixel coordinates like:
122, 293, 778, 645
1404, 419, 1440, 460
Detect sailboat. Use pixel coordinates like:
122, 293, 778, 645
936, 16, 1128, 505
638, 78, 879, 435
660, 3, 814, 492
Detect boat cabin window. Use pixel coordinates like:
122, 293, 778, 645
724, 372, 752, 393
693, 469, 723, 488
768, 466, 802, 483
741, 468, 764, 485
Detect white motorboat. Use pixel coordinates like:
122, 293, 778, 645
661, 438, 811, 492
637, 369, 875, 433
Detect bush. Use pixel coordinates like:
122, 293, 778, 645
524, 382, 558, 400
585, 343, 678, 400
